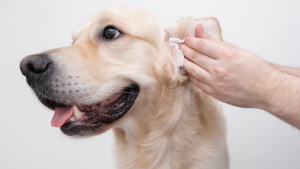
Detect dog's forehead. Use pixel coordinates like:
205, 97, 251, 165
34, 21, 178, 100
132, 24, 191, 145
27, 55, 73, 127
97, 6, 158, 27
73, 6, 165, 47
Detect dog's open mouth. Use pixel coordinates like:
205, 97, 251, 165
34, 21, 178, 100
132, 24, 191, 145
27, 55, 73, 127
40, 85, 139, 136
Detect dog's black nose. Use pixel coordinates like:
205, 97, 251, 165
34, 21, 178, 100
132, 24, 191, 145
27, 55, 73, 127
20, 54, 52, 77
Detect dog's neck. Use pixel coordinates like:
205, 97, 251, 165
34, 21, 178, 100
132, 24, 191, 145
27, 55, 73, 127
112, 82, 227, 169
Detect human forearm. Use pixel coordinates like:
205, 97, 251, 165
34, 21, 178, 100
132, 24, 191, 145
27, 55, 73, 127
261, 72, 300, 129
270, 63, 300, 78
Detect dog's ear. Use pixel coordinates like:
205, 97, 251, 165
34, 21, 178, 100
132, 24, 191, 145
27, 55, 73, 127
166, 17, 222, 40
162, 17, 222, 86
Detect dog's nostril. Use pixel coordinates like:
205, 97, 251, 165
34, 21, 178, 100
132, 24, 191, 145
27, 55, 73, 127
20, 54, 52, 76
28, 63, 36, 73
27, 58, 51, 74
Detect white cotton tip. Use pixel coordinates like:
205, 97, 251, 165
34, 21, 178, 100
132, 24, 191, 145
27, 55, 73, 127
169, 37, 188, 67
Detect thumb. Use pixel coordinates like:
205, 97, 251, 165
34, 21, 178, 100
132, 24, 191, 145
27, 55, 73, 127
195, 23, 215, 41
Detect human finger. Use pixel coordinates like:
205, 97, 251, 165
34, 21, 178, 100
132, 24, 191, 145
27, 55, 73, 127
186, 37, 221, 59
180, 44, 215, 72
183, 58, 212, 85
195, 23, 221, 44
189, 76, 213, 95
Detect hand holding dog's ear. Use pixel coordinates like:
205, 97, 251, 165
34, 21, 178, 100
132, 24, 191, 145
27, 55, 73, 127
181, 23, 300, 130
180, 23, 280, 110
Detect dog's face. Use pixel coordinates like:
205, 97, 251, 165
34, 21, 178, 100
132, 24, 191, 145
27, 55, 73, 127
20, 6, 221, 136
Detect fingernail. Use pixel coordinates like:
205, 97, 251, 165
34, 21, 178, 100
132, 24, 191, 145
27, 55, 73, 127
184, 37, 189, 46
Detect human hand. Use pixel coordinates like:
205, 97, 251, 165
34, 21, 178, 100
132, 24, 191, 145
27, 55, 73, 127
179, 24, 282, 109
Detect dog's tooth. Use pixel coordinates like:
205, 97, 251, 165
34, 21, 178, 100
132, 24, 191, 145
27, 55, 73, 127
69, 117, 75, 121
74, 106, 85, 119
91, 105, 97, 110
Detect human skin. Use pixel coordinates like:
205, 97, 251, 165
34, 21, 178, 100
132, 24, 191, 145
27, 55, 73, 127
179, 24, 300, 129
271, 64, 300, 78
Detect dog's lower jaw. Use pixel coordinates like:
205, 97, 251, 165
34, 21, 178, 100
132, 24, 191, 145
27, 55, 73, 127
112, 84, 229, 169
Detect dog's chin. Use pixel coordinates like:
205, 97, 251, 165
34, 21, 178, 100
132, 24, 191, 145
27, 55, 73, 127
37, 85, 140, 136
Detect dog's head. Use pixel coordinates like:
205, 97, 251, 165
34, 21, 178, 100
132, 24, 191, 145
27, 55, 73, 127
20, 6, 221, 136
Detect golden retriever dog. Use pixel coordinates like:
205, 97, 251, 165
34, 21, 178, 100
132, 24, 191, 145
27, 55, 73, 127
20, 5, 228, 169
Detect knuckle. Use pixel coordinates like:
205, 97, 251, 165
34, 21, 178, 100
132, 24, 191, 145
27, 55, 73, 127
189, 67, 205, 80
206, 34, 212, 40
220, 48, 236, 60
190, 67, 199, 77
190, 52, 198, 61
213, 66, 229, 78
215, 82, 227, 91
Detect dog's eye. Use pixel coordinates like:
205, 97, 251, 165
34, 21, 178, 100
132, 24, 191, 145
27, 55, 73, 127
103, 27, 121, 39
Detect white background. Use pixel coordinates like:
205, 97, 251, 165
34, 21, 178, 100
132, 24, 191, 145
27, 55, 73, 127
1, 0, 300, 168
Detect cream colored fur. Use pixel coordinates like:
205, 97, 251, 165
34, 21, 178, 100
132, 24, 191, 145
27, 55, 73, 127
42, 5, 228, 169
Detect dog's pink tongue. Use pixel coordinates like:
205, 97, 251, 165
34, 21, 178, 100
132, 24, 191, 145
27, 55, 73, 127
51, 107, 74, 127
